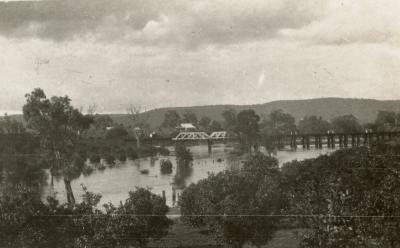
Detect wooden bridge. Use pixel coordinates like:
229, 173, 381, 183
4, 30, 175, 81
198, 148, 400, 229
269, 131, 400, 150
140, 130, 400, 151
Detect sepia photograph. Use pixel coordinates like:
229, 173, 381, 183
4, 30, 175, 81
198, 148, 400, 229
1, 0, 400, 247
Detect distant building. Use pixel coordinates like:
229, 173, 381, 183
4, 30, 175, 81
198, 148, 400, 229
177, 123, 196, 131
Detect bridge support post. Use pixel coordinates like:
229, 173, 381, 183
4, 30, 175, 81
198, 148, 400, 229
344, 135, 348, 148
293, 135, 297, 150
306, 137, 310, 149
319, 136, 323, 149
207, 139, 212, 154
356, 135, 360, 147
327, 135, 331, 148
332, 135, 336, 148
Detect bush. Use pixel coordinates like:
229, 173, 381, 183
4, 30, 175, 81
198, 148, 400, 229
138, 146, 158, 157
158, 146, 170, 156
281, 147, 400, 247
89, 154, 101, 164
105, 155, 115, 166
160, 159, 173, 174
118, 153, 127, 162
0, 187, 171, 248
180, 152, 282, 247
126, 147, 138, 160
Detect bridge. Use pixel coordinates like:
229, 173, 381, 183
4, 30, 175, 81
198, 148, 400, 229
172, 131, 227, 141
167, 130, 400, 151
138, 130, 400, 152
268, 131, 400, 150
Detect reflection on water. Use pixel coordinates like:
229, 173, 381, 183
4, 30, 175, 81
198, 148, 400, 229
43, 144, 334, 207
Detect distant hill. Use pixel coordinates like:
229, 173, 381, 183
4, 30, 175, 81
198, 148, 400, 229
5, 98, 400, 130
108, 98, 400, 129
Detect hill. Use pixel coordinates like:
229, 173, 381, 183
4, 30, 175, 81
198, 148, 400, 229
108, 98, 400, 129
5, 98, 400, 130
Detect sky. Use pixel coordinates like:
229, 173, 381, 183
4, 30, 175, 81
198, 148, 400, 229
0, 0, 400, 114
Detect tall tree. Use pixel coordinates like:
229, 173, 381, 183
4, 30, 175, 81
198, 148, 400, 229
23, 88, 92, 206
161, 110, 181, 128
235, 109, 260, 152
375, 110, 399, 131
198, 116, 212, 132
298, 115, 331, 134
331, 114, 362, 133
222, 109, 237, 132
261, 110, 296, 136
182, 110, 198, 125
210, 120, 223, 132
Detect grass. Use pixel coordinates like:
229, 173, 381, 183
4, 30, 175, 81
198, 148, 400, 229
149, 218, 307, 248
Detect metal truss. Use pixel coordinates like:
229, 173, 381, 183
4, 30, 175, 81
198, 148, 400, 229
209, 131, 227, 139
172, 131, 227, 141
172, 132, 210, 140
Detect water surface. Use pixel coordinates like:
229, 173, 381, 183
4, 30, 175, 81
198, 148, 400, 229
44, 145, 334, 207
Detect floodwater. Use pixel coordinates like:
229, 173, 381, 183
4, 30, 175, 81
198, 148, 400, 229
43, 144, 335, 207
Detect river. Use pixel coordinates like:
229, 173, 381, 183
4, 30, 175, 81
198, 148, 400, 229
43, 144, 335, 207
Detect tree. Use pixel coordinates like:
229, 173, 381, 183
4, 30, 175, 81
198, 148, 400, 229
182, 110, 198, 125
180, 153, 282, 248
298, 115, 331, 134
331, 114, 362, 133
161, 110, 181, 128
222, 109, 237, 132
92, 114, 113, 130
374, 111, 399, 131
127, 105, 149, 149
198, 116, 212, 132
235, 109, 260, 153
22, 88, 93, 206
174, 145, 193, 188
105, 125, 128, 142
210, 120, 223, 132
0, 114, 25, 134
260, 110, 296, 136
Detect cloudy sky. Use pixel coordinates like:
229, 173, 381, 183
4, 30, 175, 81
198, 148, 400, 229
0, 0, 400, 114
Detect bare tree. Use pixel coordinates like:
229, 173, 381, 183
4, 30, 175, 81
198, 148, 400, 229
87, 103, 98, 116
127, 104, 149, 149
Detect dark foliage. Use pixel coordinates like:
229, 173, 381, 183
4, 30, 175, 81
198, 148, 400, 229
0, 187, 171, 248
160, 159, 173, 174
281, 146, 400, 247
180, 153, 282, 248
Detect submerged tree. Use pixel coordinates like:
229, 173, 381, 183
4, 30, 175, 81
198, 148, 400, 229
173, 145, 193, 188
23, 88, 93, 206
235, 109, 260, 153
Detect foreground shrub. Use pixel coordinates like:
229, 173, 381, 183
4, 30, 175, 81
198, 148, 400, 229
180, 152, 282, 248
0, 187, 171, 248
281, 147, 400, 248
